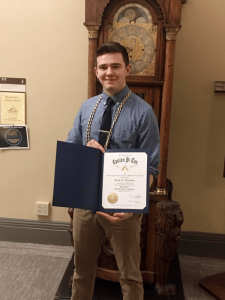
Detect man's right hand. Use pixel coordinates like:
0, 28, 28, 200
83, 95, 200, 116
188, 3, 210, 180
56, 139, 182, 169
87, 139, 105, 153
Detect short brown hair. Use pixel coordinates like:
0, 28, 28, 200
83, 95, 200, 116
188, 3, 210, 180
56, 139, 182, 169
95, 42, 129, 66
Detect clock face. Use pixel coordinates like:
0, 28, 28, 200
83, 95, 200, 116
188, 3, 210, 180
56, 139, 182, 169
108, 3, 157, 76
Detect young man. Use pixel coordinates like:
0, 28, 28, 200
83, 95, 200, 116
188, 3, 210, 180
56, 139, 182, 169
67, 42, 160, 300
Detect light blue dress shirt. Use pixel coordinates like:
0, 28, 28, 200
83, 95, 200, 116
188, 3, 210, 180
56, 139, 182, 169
67, 86, 160, 177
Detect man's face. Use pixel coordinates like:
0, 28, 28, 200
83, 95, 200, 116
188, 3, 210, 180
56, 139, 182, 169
94, 52, 131, 96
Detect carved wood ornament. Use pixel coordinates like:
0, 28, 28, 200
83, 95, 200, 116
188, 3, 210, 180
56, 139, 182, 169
69, 0, 185, 298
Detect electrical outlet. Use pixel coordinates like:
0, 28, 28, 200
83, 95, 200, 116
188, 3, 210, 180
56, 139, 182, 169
36, 201, 49, 216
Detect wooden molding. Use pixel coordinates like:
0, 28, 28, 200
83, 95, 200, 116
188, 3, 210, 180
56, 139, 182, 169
85, 0, 167, 25
146, 0, 165, 20
85, 25, 100, 39
164, 26, 181, 41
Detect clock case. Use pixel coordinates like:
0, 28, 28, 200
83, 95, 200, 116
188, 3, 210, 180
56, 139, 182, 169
69, 0, 186, 296
84, 0, 186, 193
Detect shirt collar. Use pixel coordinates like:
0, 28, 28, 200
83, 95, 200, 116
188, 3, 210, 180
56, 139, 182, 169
102, 86, 130, 104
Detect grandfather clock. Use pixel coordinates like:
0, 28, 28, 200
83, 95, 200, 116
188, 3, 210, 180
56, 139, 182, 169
81, 0, 185, 297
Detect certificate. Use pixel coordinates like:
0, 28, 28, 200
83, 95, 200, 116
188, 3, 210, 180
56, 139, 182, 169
52, 142, 150, 213
102, 152, 147, 210
0, 92, 25, 125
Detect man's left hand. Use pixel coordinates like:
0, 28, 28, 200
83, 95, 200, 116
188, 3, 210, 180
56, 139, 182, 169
96, 211, 133, 223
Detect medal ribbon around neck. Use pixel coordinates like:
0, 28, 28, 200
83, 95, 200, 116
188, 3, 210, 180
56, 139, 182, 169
86, 90, 132, 150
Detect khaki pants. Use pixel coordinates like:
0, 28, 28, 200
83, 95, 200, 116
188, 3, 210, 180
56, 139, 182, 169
71, 209, 144, 300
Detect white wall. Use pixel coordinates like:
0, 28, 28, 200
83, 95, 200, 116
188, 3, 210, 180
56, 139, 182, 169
0, 0, 88, 221
168, 0, 225, 233
1, 0, 225, 234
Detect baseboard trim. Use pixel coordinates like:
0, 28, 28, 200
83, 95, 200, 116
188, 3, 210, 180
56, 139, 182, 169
0, 217, 72, 246
1, 218, 225, 257
178, 231, 225, 259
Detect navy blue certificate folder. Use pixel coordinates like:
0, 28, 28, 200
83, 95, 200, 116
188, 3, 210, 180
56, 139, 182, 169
52, 141, 149, 213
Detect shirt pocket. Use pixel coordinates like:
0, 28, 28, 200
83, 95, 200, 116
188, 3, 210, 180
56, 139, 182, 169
110, 131, 138, 149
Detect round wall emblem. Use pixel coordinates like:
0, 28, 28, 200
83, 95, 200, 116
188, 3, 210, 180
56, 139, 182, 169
5, 129, 22, 146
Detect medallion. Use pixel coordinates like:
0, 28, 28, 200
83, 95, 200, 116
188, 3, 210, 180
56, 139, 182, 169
5, 128, 22, 146
107, 193, 118, 204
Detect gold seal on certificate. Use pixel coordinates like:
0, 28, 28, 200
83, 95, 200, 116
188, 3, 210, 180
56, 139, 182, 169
107, 193, 118, 204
